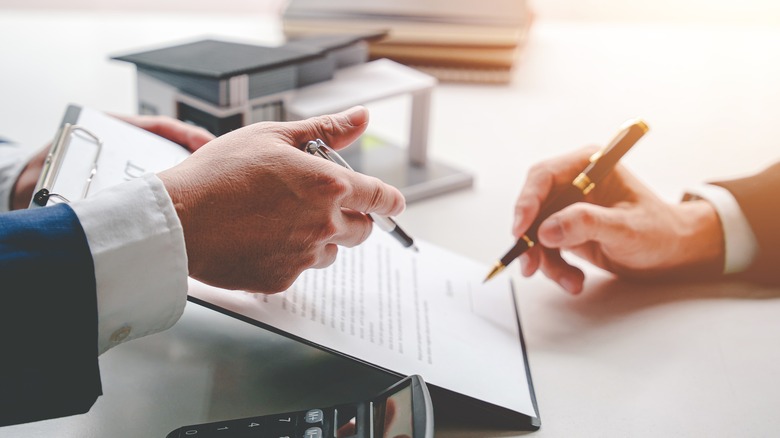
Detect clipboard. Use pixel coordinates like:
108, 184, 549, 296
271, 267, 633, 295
30, 104, 190, 208
188, 230, 542, 431
188, 289, 541, 430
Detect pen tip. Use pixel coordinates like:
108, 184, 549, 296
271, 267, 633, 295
483, 262, 505, 283
410, 244, 420, 253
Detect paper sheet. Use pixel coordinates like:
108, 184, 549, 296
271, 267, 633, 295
189, 229, 536, 417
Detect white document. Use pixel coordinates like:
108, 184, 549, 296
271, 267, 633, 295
40, 105, 190, 204
188, 229, 537, 418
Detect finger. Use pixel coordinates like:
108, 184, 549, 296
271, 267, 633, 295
538, 203, 631, 249
513, 146, 598, 237
519, 250, 540, 277
178, 124, 215, 151
337, 422, 357, 437
340, 173, 406, 217
513, 194, 541, 239
568, 241, 613, 273
310, 243, 339, 269
384, 398, 397, 433
330, 208, 374, 248
11, 146, 49, 210
285, 106, 369, 150
113, 114, 214, 151
538, 248, 585, 294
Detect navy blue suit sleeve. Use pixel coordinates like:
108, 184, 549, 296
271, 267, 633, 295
0, 204, 102, 426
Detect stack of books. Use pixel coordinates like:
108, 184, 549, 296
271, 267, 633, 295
282, 0, 532, 84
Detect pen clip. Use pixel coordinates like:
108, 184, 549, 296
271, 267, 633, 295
305, 139, 354, 171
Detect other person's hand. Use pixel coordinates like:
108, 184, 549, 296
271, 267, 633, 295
113, 114, 214, 152
513, 146, 724, 294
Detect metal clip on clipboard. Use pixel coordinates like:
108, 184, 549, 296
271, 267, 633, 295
30, 123, 103, 208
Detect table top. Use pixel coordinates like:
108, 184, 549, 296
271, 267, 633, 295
2, 9, 780, 438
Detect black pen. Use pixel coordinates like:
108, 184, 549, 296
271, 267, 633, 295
306, 139, 419, 252
483, 118, 649, 282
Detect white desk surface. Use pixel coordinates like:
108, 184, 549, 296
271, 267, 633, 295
2, 9, 780, 438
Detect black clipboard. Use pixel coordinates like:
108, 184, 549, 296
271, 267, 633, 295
188, 273, 541, 431
188, 236, 541, 431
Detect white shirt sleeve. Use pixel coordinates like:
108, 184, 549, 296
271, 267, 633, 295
0, 141, 41, 212
70, 174, 189, 355
685, 183, 759, 275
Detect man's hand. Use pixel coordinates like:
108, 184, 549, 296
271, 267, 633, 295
158, 106, 406, 294
11, 147, 48, 210
113, 114, 214, 152
10, 114, 214, 210
513, 147, 725, 294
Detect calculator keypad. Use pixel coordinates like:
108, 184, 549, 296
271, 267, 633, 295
170, 408, 333, 438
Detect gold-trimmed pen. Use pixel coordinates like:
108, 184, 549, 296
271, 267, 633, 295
483, 118, 649, 282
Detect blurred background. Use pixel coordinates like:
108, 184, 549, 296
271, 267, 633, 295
2, 0, 779, 190
2, 0, 780, 25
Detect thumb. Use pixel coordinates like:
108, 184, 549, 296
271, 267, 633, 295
537, 203, 630, 249
286, 106, 369, 150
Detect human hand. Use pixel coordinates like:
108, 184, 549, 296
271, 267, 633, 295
10, 146, 48, 210
158, 106, 406, 294
10, 114, 213, 210
513, 146, 724, 294
113, 114, 214, 152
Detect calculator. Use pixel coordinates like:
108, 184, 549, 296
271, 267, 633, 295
166, 374, 433, 438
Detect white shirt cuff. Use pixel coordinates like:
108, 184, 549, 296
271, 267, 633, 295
686, 184, 759, 275
70, 173, 188, 354
0, 142, 41, 212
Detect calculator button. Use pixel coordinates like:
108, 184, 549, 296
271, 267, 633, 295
212, 419, 248, 432
304, 409, 324, 424
266, 413, 298, 438
233, 417, 264, 431
241, 419, 264, 429
267, 414, 297, 427
303, 427, 323, 438
188, 418, 263, 438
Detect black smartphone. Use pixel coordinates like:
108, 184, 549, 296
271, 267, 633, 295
166, 374, 433, 438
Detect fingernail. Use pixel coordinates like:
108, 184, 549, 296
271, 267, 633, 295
541, 218, 564, 245
344, 106, 367, 126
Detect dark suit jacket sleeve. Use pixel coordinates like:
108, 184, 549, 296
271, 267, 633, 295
0, 203, 102, 426
712, 162, 780, 285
